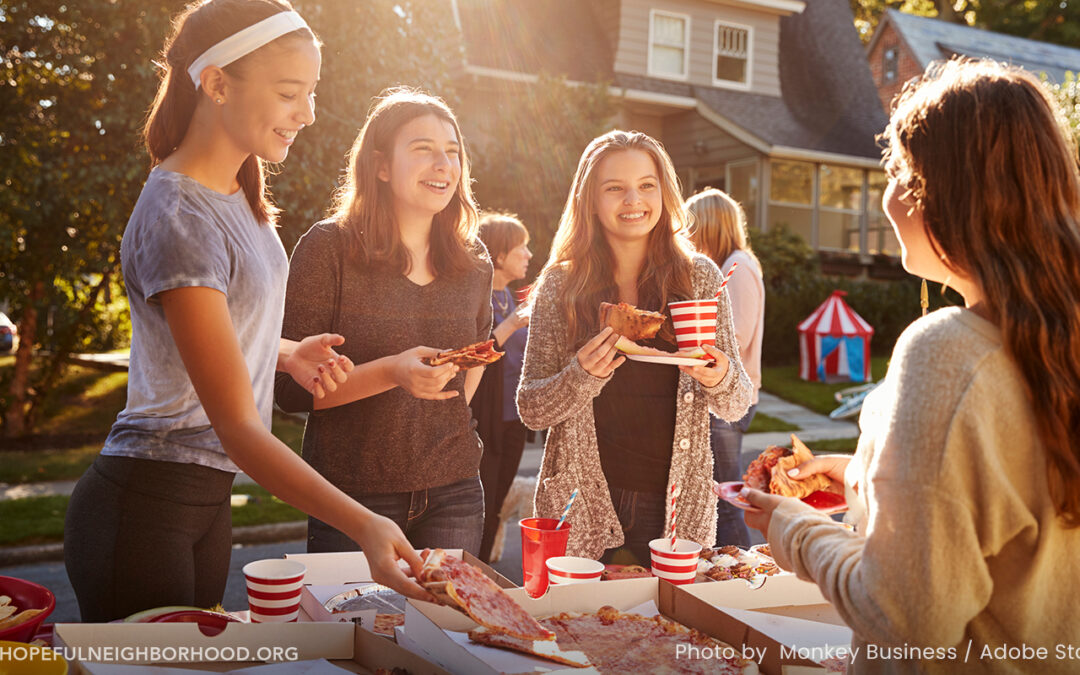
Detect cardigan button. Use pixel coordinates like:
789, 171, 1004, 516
682, 391, 694, 403
678, 438, 691, 450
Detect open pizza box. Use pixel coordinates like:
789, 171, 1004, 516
402, 576, 832, 675
287, 549, 514, 628
54, 621, 451, 675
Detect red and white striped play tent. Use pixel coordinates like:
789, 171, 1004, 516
798, 290, 874, 382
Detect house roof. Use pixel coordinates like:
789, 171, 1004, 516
455, 0, 887, 161
879, 9, 1080, 83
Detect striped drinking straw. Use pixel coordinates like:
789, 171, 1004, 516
713, 262, 739, 297
556, 489, 578, 530
670, 483, 679, 551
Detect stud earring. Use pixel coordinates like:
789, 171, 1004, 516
215, 98, 223, 104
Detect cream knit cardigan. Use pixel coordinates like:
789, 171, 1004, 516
517, 254, 754, 558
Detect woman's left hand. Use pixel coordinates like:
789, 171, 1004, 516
285, 334, 355, 399
678, 344, 730, 387
741, 487, 785, 536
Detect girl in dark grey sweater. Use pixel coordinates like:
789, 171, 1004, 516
276, 88, 492, 555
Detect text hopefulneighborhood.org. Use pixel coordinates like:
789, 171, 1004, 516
0, 644, 300, 664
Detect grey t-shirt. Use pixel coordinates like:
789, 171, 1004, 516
103, 168, 288, 472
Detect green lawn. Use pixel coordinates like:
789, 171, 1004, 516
0, 485, 305, 547
746, 411, 799, 433
761, 356, 890, 416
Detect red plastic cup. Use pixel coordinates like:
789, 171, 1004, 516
520, 518, 571, 598
668, 299, 718, 351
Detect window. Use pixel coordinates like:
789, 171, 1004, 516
713, 21, 751, 89
726, 159, 759, 230
818, 164, 863, 252
649, 10, 689, 80
883, 47, 898, 83
769, 160, 814, 245
866, 171, 900, 255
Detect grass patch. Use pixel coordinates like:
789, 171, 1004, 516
0, 443, 102, 484
761, 356, 889, 416
809, 437, 859, 454
34, 368, 129, 436
746, 411, 799, 433
0, 484, 306, 547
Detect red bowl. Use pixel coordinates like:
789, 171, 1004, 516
0, 576, 56, 643
147, 610, 240, 637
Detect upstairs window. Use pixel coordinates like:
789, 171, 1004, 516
714, 21, 751, 88
649, 10, 689, 80
883, 47, 898, 83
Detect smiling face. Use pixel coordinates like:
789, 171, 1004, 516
222, 37, 321, 163
593, 149, 663, 246
377, 113, 462, 223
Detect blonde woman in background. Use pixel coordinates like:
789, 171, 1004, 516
686, 188, 764, 548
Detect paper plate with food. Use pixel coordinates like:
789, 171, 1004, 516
715, 434, 847, 514
600, 302, 711, 366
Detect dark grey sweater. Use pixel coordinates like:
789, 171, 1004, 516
275, 220, 493, 494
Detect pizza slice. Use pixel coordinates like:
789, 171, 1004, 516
744, 434, 832, 499
418, 549, 554, 641
423, 339, 504, 369
599, 301, 667, 341
467, 625, 591, 668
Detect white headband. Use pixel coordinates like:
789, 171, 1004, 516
187, 10, 309, 89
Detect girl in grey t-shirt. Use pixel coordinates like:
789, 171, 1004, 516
64, 0, 434, 623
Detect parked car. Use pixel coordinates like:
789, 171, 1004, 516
0, 312, 17, 353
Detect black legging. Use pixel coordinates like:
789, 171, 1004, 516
64, 454, 234, 622
478, 420, 528, 562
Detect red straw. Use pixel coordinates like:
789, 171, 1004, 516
714, 262, 738, 298
670, 484, 678, 552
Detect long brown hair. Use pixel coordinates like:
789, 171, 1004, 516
540, 130, 696, 347
883, 58, 1080, 526
143, 0, 318, 225
329, 87, 482, 277
685, 188, 761, 273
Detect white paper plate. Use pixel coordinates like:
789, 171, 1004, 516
624, 353, 709, 367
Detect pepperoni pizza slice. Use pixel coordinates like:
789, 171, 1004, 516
418, 549, 554, 641
423, 339, 504, 369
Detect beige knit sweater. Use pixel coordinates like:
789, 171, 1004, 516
517, 254, 753, 559
769, 308, 1080, 674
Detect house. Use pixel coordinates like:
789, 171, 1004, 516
868, 9, 1080, 113
452, 0, 897, 275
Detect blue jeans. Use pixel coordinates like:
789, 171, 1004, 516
307, 475, 485, 556
711, 404, 756, 547
600, 486, 668, 567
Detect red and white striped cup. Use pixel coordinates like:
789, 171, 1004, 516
667, 299, 718, 351
546, 556, 604, 586
242, 559, 305, 623
649, 538, 702, 585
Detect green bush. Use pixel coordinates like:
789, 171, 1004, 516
751, 226, 961, 366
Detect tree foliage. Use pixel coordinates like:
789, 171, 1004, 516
851, 1, 1080, 48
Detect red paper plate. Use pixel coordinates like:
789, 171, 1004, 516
714, 481, 847, 515
147, 610, 240, 637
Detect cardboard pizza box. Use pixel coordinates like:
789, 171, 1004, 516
402, 576, 829, 675
681, 573, 846, 625
286, 549, 514, 588
54, 621, 450, 675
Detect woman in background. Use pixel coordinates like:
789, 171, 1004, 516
474, 212, 533, 562
745, 59, 1080, 673
686, 188, 764, 548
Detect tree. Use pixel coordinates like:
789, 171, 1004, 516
0, 1, 179, 436
468, 75, 616, 278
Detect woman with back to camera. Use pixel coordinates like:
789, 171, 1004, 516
275, 88, 493, 556
64, 0, 431, 623
744, 58, 1080, 673
685, 188, 764, 548
518, 130, 753, 565
473, 212, 533, 562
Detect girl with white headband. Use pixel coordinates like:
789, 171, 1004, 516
64, 0, 433, 622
